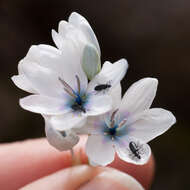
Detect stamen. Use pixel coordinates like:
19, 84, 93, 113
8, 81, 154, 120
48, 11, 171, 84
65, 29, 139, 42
64, 88, 77, 98
111, 109, 119, 122
110, 120, 115, 128
58, 77, 77, 98
118, 119, 127, 128
75, 75, 81, 94
110, 109, 119, 128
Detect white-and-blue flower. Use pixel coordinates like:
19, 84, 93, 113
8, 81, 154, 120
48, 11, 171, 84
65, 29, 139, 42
13, 53, 113, 131
85, 78, 176, 166
11, 12, 128, 151
52, 12, 101, 59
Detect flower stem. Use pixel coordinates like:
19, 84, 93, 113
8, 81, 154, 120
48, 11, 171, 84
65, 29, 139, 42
70, 148, 81, 166
70, 148, 74, 158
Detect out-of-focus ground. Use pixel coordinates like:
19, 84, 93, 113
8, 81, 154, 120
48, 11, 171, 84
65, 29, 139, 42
0, 0, 189, 189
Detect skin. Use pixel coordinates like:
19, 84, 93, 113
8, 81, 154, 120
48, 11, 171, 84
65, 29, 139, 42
0, 136, 154, 190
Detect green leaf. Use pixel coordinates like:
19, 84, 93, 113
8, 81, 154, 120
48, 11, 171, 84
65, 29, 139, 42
82, 45, 101, 80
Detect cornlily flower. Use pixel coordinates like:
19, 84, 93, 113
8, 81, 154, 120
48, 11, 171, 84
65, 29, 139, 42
85, 78, 176, 166
12, 12, 101, 93
52, 12, 100, 58
14, 59, 113, 131
44, 116, 79, 151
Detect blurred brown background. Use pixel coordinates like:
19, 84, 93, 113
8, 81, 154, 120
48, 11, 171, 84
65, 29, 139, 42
0, 0, 189, 189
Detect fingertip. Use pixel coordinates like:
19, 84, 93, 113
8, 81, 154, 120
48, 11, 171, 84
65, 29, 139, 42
77, 136, 155, 189
78, 136, 155, 189
0, 136, 154, 189
78, 167, 145, 190
21, 165, 144, 190
109, 153, 155, 189
0, 136, 89, 190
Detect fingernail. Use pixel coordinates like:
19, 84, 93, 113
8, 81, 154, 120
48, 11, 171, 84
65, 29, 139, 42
78, 168, 145, 190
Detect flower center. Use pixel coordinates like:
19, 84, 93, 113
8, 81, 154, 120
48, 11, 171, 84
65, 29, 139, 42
109, 127, 116, 136
103, 125, 118, 141
108, 126, 117, 136
75, 94, 83, 105
59, 75, 87, 113
103, 110, 127, 140
71, 94, 86, 113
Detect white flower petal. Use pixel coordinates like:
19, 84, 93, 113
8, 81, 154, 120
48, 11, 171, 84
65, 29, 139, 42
58, 20, 75, 37
74, 116, 103, 135
11, 75, 37, 93
52, 29, 65, 50
52, 28, 79, 56
23, 44, 72, 78
20, 61, 64, 98
50, 112, 87, 131
86, 135, 115, 166
119, 78, 158, 116
127, 108, 176, 143
24, 44, 63, 73
60, 49, 88, 91
24, 45, 61, 65
57, 12, 100, 59
13, 47, 62, 94
44, 116, 79, 151
57, 19, 88, 54
86, 95, 112, 116
22, 44, 88, 92
109, 83, 122, 110
58, 20, 86, 50
20, 95, 68, 115
87, 59, 128, 92
115, 137, 151, 165
101, 59, 128, 87
69, 12, 100, 55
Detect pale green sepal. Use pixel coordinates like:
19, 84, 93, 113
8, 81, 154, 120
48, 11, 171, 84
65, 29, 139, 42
82, 45, 101, 80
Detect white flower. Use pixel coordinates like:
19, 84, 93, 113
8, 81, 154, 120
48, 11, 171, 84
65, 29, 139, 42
52, 12, 100, 58
11, 12, 129, 152
11, 43, 129, 132
44, 116, 79, 151
11, 11, 129, 152
11, 12, 102, 93
85, 78, 176, 166
52, 12, 101, 80
15, 58, 113, 131
11, 45, 62, 94
11, 34, 128, 132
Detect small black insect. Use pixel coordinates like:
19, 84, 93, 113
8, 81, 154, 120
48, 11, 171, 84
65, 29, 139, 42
129, 141, 141, 159
94, 84, 111, 91
71, 104, 86, 113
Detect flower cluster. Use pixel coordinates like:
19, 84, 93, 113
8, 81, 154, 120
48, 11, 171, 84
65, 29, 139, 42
12, 12, 176, 166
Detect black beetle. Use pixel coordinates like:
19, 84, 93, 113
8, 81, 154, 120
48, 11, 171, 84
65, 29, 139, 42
129, 141, 141, 159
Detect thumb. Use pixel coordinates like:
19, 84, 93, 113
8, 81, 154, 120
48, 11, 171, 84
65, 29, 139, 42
21, 165, 144, 190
